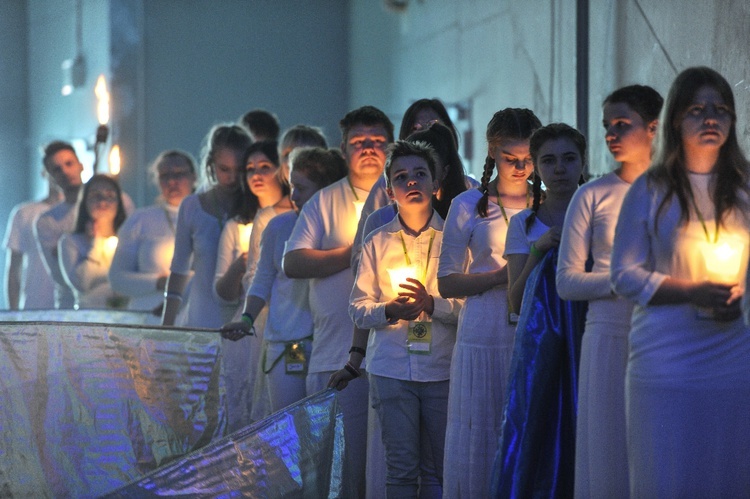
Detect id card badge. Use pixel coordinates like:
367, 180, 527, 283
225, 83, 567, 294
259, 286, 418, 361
407, 321, 432, 354
508, 311, 519, 326
285, 341, 308, 374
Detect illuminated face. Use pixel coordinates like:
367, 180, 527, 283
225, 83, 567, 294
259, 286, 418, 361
602, 102, 656, 165
85, 180, 118, 222
46, 149, 83, 190
158, 161, 195, 207
679, 85, 732, 155
245, 152, 281, 205
409, 108, 442, 135
387, 155, 436, 210
290, 169, 320, 210
535, 137, 584, 195
212, 147, 242, 191
489, 138, 533, 190
343, 124, 389, 181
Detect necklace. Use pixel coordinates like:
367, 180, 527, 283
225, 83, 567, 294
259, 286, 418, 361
687, 183, 718, 243
347, 176, 360, 201
399, 229, 436, 283
495, 187, 531, 224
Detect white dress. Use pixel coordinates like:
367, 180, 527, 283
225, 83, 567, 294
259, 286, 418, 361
3, 200, 57, 309
109, 204, 179, 311
437, 188, 522, 498
58, 233, 121, 309
556, 172, 632, 498
170, 194, 226, 328
611, 173, 750, 497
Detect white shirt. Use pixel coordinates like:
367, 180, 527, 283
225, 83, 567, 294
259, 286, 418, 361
350, 212, 460, 381
284, 176, 368, 373
35, 202, 77, 309
248, 211, 313, 342
504, 208, 551, 257
58, 233, 121, 309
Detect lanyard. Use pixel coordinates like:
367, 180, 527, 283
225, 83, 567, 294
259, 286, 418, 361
496, 189, 531, 224
687, 184, 719, 243
347, 177, 360, 201
162, 205, 176, 234
399, 229, 436, 283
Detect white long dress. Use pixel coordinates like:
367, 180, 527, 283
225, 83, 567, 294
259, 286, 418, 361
438, 188, 521, 498
611, 172, 750, 497
556, 172, 632, 498
170, 194, 226, 328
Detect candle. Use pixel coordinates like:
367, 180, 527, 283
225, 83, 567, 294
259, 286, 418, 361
237, 222, 253, 253
109, 145, 121, 176
387, 265, 419, 296
700, 236, 747, 285
103, 236, 119, 259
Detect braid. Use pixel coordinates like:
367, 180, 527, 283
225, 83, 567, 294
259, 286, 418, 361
525, 173, 543, 234
476, 155, 495, 218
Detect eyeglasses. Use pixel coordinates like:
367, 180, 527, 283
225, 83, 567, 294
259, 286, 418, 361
88, 192, 118, 204
159, 170, 193, 182
246, 164, 278, 176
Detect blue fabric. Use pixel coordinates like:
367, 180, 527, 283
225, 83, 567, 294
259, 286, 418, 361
492, 248, 588, 498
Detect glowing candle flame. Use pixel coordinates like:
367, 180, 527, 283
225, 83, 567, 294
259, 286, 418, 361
387, 265, 419, 296
103, 236, 119, 258
238, 222, 253, 253
95, 75, 109, 125
700, 238, 746, 284
109, 145, 121, 175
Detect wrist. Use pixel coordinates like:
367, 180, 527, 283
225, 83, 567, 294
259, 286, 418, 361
530, 243, 546, 259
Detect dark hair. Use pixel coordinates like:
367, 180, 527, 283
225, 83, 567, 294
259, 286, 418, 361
399, 98, 459, 144
148, 149, 197, 187
406, 122, 467, 219
280, 125, 328, 152
649, 66, 749, 229
384, 140, 439, 189
74, 174, 127, 234
200, 124, 252, 185
42, 140, 78, 169
477, 108, 542, 217
525, 123, 587, 232
236, 140, 290, 223
288, 147, 348, 189
240, 109, 280, 142
339, 105, 395, 144
603, 84, 664, 124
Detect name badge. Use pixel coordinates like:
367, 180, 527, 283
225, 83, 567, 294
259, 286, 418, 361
285, 341, 308, 374
408, 321, 432, 354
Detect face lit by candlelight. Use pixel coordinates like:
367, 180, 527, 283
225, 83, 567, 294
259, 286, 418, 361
387, 155, 437, 209
489, 138, 534, 190
602, 102, 656, 165
212, 147, 243, 192
85, 179, 118, 223
245, 152, 282, 206
45, 149, 84, 190
679, 85, 733, 156
343, 124, 389, 185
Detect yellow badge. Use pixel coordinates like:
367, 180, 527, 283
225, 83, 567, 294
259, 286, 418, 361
285, 341, 308, 374
407, 321, 432, 354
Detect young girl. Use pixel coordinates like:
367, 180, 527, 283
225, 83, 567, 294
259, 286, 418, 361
330, 141, 460, 497
437, 108, 540, 496
109, 150, 196, 313
161, 124, 251, 327
611, 67, 750, 496
557, 85, 662, 498
222, 147, 347, 413
59, 174, 128, 310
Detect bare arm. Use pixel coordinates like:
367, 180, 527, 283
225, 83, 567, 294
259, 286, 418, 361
220, 294, 267, 340
5, 250, 23, 310
283, 246, 352, 279
438, 266, 507, 299
161, 272, 190, 325
214, 253, 247, 301
327, 325, 369, 391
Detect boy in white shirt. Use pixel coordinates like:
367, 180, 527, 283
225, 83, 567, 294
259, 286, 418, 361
330, 141, 461, 497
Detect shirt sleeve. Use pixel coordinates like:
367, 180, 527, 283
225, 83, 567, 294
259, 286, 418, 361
557, 186, 613, 300
437, 196, 472, 278
58, 234, 107, 294
504, 211, 531, 257
213, 221, 240, 303
610, 177, 667, 306
243, 209, 274, 290
285, 192, 324, 253
349, 234, 390, 330
109, 213, 161, 297
170, 196, 195, 275
247, 219, 279, 302
4, 204, 23, 252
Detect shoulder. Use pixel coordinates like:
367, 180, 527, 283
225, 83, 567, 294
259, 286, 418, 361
254, 205, 277, 224
267, 210, 296, 230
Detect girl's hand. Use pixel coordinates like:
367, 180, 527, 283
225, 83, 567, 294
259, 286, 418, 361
535, 226, 562, 252
328, 368, 355, 391
397, 278, 434, 315
220, 321, 252, 341
385, 294, 424, 322
690, 281, 742, 321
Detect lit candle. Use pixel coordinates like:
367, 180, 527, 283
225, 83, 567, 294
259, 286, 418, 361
387, 265, 419, 296
237, 222, 253, 253
103, 236, 119, 260
109, 145, 121, 176
95, 75, 110, 126
700, 236, 747, 285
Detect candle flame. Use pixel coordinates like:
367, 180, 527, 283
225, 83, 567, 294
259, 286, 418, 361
387, 265, 419, 296
95, 75, 109, 125
238, 222, 253, 253
104, 236, 119, 257
109, 145, 121, 175
701, 238, 746, 285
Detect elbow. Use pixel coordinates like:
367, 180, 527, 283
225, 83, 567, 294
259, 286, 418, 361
282, 252, 304, 279
437, 276, 457, 299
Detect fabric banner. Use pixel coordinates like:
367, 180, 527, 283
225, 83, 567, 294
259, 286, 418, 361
0, 309, 160, 325
493, 249, 588, 497
0, 321, 225, 497
108, 389, 344, 498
